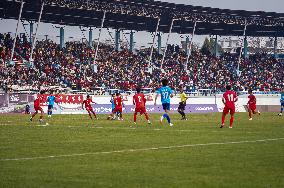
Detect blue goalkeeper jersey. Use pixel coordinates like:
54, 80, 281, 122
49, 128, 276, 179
157, 86, 173, 104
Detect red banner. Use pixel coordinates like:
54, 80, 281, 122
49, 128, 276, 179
38, 94, 84, 105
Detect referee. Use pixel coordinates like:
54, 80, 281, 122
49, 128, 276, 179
178, 86, 188, 120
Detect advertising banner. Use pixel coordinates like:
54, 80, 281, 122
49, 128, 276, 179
53, 104, 218, 114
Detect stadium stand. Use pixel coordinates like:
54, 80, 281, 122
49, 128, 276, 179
0, 33, 283, 93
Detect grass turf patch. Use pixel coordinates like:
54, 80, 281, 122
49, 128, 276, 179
0, 113, 283, 188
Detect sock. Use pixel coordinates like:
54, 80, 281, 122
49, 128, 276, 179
88, 113, 92, 119
134, 113, 137, 122
144, 113, 149, 121
39, 115, 43, 120
249, 111, 252, 118
281, 107, 283, 113
32, 112, 37, 118
178, 110, 183, 116
50, 111, 52, 115
163, 113, 171, 124
221, 115, 225, 125
92, 111, 97, 118
230, 116, 234, 127
181, 112, 186, 118
47, 111, 50, 115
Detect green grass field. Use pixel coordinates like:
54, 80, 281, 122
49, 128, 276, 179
0, 113, 283, 188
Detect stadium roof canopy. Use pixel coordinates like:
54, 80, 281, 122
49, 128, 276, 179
1, 0, 284, 37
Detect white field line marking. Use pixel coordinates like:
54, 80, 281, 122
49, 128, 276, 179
1, 138, 284, 162
35, 124, 47, 127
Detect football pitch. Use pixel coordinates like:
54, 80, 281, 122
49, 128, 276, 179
0, 113, 283, 188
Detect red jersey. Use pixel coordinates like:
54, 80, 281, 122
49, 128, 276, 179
114, 96, 122, 107
34, 98, 41, 108
248, 94, 256, 105
133, 93, 146, 108
83, 98, 93, 108
223, 90, 238, 108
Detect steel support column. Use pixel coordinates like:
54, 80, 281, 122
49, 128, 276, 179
60, 27, 65, 49
185, 36, 189, 55
115, 29, 120, 51
243, 36, 248, 58
89, 28, 93, 48
129, 31, 134, 52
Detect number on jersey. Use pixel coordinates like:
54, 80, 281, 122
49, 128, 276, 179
228, 94, 234, 101
162, 92, 169, 99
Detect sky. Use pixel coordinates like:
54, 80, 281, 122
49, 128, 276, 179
0, 0, 283, 48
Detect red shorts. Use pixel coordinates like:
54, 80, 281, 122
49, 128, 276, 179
135, 107, 146, 115
86, 106, 93, 112
223, 105, 235, 115
113, 107, 122, 113
34, 107, 43, 113
248, 104, 256, 112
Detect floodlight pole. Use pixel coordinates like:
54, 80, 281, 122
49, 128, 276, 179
148, 17, 160, 67
10, 0, 24, 64
185, 20, 197, 70
94, 11, 106, 64
237, 20, 247, 76
30, 2, 44, 62
161, 18, 175, 68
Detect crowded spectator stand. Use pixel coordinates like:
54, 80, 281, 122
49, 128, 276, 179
0, 0, 283, 93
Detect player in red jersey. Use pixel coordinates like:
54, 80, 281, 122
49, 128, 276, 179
30, 91, 45, 122
82, 95, 97, 119
220, 85, 238, 128
111, 93, 124, 120
133, 88, 151, 124
247, 89, 260, 120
